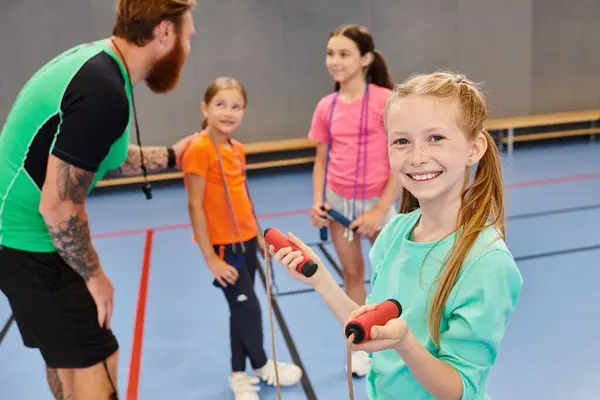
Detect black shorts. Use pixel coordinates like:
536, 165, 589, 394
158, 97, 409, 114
0, 245, 119, 369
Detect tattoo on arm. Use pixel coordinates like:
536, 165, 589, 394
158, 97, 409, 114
45, 161, 101, 282
55, 162, 94, 204
104, 144, 169, 177
46, 215, 100, 282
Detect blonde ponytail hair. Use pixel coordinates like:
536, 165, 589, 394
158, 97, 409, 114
385, 71, 505, 347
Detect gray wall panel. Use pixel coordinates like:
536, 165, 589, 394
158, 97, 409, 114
369, 0, 459, 83
0, 1, 95, 125
530, 0, 600, 114
280, 0, 371, 137
1, 0, 599, 146
130, 0, 290, 145
455, 0, 533, 118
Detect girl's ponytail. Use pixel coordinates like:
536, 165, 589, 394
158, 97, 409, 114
368, 49, 394, 90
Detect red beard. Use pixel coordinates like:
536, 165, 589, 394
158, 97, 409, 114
145, 37, 186, 93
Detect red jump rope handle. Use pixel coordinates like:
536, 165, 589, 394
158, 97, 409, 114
263, 228, 319, 278
345, 299, 403, 344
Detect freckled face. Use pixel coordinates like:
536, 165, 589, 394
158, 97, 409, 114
386, 96, 475, 204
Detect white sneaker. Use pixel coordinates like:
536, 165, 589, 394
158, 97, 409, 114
229, 372, 260, 400
254, 359, 303, 386
346, 351, 371, 377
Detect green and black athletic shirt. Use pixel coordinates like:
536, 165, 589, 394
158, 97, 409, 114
0, 40, 133, 253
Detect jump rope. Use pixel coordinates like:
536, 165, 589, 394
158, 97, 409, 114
264, 79, 404, 399
319, 76, 370, 240
208, 131, 403, 399
208, 76, 404, 398
263, 228, 403, 400
110, 16, 393, 398
111, 6, 397, 396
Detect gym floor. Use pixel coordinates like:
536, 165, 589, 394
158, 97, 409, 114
1, 139, 599, 400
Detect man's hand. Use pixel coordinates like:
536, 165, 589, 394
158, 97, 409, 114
87, 268, 115, 328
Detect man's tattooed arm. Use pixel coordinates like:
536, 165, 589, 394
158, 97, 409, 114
40, 156, 101, 282
104, 144, 170, 178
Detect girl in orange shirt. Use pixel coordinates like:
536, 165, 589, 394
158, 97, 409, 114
182, 77, 302, 399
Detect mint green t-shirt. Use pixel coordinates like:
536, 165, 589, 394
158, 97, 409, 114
365, 209, 523, 399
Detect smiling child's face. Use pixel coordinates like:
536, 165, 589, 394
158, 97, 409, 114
202, 88, 246, 134
386, 95, 485, 205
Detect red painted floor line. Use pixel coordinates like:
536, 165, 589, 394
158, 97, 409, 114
91, 209, 311, 239
126, 229, 154, 400
505, 172, 600, 189
90, 172, 600, 240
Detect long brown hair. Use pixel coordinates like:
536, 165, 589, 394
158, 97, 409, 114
386, 71, 505, 347
329, 24, 394, 91
201, 76, 248, 130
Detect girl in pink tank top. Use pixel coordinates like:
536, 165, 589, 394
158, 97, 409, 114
307, 24, 403, 377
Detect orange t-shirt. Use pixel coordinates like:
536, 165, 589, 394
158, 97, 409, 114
181, 131, 258, 245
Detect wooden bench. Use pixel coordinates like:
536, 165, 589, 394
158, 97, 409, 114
97, 108, 600, 187
483, 108, 600, 153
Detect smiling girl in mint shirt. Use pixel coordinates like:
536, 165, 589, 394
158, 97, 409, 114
273, 71, 523, 399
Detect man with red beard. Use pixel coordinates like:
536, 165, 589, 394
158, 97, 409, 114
0, 1, 196, 399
